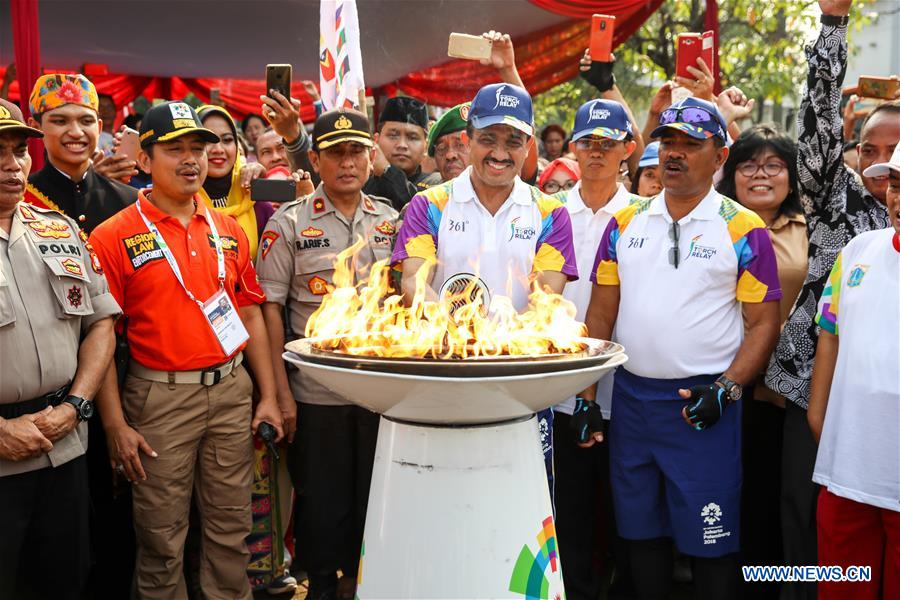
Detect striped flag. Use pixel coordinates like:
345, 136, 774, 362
319, 0, 366, 110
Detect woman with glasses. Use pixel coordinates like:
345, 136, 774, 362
538, 157, 580, 194
717, 124, 808, 598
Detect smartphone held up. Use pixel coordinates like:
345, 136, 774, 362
676, 31, 715, 79
266, 64, 292, 102
448, 33, 493, 61
589, 14, 616, 63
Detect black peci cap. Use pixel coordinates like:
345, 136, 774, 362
378, 96, 428, 130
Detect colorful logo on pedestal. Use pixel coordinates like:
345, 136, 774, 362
509, 516, 564, 599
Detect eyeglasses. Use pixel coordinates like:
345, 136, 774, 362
660, 106, 719, 127
543, 179, 577, 193
574, 137, 621, 152
668, 221, 680, 269
434, 140, 468, 159
737, 161, 786, 177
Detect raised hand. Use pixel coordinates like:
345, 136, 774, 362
818, 0, 852, 16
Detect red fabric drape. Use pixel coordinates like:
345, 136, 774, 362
0, 70, 319, 129
704, 0, 721, 94
528, 0, 662, 19
1, 0, 664, 118
10, 0, 44, 170
384, 0, 664, 106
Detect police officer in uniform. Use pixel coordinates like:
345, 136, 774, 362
257, 108, 399, 600
0, 99, 120, 600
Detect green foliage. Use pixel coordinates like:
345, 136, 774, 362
533, 0, 876, 128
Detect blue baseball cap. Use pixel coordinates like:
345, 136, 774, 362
650, 97, 727, 143
571, 99, 632, 142
638, 141, 660, 167
468, 83, 534, 137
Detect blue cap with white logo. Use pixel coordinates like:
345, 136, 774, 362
468, 83, 534, 137
571, 99, 632, 142
638, 141, 660, 167
650, 96, 727, 142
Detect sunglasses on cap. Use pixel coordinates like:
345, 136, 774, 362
659, 106, 719, 127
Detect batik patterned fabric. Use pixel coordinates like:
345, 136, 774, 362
29, 74, 99, 115
246, 438, 277, 590
764, 23, 889, 409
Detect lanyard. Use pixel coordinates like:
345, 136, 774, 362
135, 198, 225, 308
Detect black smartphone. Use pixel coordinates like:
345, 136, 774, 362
251, 178, 297, 203
266, 64, 292, 102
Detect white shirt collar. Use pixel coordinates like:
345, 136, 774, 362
649, 186, 719, 222
452, 165, 531, 208
566, 182, 631, 217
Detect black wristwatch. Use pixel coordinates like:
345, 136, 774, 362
62, 395, 95, 422
820, 14, 849, 27
715, 375, 743, 404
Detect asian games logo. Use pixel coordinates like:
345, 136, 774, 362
509, 516, 564, 600
493, 85, 520, 109
701, 502, 722, 525
508, 217, 536, 241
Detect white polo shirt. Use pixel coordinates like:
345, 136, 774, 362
591, 187, 782, 380
392, 166, 578, 311
557, 182, 640, 417
812, 228, 900, 511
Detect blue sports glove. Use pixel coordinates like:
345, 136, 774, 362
681, 384, 727, 430
570, 397, 605, 444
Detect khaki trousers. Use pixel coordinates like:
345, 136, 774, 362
123, 366, 254, 600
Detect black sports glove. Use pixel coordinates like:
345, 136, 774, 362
681, 384, 727, 431
580, 59, 616, 93
570, 397, 605, 444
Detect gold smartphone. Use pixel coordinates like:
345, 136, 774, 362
448, 33, 492, 61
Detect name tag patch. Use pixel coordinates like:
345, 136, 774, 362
296, 238, 331, 251
37, 242, 82, 257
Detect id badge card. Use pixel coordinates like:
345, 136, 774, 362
202, 289, 249, 356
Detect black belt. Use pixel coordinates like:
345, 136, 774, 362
0, 385, 71, 420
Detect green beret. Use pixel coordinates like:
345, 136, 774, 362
427, 102, 470, 157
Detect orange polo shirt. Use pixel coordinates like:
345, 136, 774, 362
90, 190, 265, 371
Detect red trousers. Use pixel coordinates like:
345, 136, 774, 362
817, 488, 900, 600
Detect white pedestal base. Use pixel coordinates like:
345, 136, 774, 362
357, 415, 564, 599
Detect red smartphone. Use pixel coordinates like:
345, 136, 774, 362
590, 14, 616, 62
676, 31, 715, 79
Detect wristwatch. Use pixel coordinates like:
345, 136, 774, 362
715, 375, 743, 404
820, 14, 849, 27
62, 395, 95, 422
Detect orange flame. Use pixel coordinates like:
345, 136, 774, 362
305, 238, 587, 358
